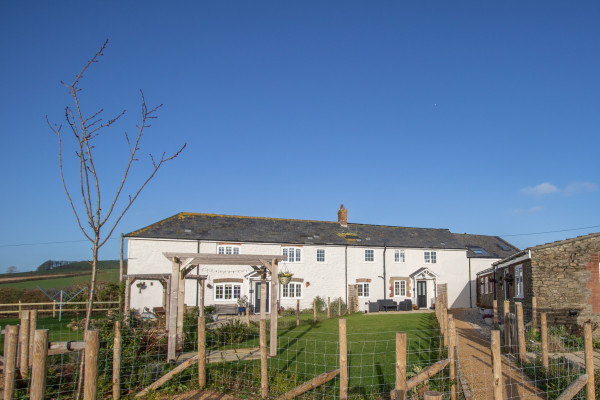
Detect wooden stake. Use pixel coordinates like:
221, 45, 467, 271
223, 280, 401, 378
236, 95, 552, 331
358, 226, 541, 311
260, 274, 268, 399
28, 309, 38, 367
313, 298, 317, 322
531, 296, 537, 334
339, 319, 348, 400
327, 297, 331, 318
491, 330, 503, 400
541, 312, 548, 370
424, 392, 443, 400
556, 374, 588, 400
442, 306, 448, 347
449, 316, 457, 400
583, 322, 595, 400
504, 300, 510, 349
53, 300, 56, 318
277, 369, 340, 400
198, 310, 206, 388
19, 310, 30, 378
270, 259, 278, 358
338, 297, 341, 316
516, 302, 526, 363
83, 330, 100, 400
395, 332, 407, 400
30, 329, 48, 400
4, 325, 19, 400
168, 261, 179, 361
136, 356, 198, 398
296, 299, 300, 326
493, 300, 498, 328
246, 306, 250, 328
113, 321, 122, 400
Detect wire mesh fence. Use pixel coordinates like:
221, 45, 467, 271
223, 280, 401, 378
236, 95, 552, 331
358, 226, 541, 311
1, 305, 598, 399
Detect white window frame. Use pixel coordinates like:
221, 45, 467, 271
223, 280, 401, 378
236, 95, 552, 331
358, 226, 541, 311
364, 249, 375, 263
217, 245, 240, 255
214, 283, 242, 301
394, 250, 405, 263
282, 247, 302, 263
357, 282, 370, 297
424, 251, 437, 264
316, 248, 326, 263
484, 277, 489, 294
282, 282, 302, 299
394, 280, 406, 297
515, 265, 524, 298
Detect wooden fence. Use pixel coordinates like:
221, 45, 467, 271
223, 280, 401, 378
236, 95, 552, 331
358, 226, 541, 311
0, 301, 119, 316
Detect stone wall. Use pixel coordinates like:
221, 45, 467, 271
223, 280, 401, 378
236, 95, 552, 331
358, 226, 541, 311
530, 234, 600, 338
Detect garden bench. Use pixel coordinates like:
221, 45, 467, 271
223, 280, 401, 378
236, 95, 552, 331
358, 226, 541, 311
377, 299, 398, 312
214, 303, 238, 316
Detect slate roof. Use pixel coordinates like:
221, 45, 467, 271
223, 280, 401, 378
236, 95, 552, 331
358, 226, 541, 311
452, 233, 520, 259
126, 212, 467, 250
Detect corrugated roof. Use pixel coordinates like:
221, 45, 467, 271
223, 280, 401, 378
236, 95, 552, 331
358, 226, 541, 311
126, 212, 466, 249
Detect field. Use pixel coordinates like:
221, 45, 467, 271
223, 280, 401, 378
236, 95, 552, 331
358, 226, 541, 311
0, 268, 120, 289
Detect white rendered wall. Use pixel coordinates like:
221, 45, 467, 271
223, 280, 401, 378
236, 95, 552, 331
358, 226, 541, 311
127, 237, 473, 312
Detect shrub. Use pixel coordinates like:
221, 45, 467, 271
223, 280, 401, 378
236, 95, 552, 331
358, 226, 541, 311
211, 319, 257, 345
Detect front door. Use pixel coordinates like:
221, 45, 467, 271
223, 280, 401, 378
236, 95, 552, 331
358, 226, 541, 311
417, 280, 427, 309
254, 281, 270, 313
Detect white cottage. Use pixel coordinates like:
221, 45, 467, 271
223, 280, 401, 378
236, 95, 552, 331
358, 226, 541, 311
125, 205, 518, 312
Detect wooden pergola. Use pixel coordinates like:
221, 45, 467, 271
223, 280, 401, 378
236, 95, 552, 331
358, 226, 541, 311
162, 252, 286, 361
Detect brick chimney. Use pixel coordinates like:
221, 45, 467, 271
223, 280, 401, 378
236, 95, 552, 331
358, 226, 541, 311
337, 204, 347, 227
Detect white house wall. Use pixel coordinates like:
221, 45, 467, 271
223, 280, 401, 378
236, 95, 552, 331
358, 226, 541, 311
127, 238, 479, 312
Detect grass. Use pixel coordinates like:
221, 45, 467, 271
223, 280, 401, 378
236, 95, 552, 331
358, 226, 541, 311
0, 269, 120, 289
0, 317, 85, 354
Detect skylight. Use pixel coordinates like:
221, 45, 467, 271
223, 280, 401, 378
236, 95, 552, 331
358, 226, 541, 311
468, 246, 488, 255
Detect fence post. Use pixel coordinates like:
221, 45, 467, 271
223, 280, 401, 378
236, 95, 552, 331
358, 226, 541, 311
19, 310, 30, 379
449, 316, 457, 400
541, 312, 548, 370
503, 300, 510, 348
113, 321, 122, 400
4, 325, 19, 400
442, 306, 448, 347
327, 297, 331, 319
28, 310, 38, 367
313, 298, 317, 322
260, 276, 268, 399
18, 300, 21, 315
584, 322, 595, 400
491, 330, 503, 400
531, 296, 537, 334
338, 297, 342, 316
395, 332, 407, 400
296, 299, 300, 326
339, 319, 348, 400
198, 311, 206, 388
30, 329, 48, 400
493, 300, 498, 329
516, 302, 526, 363
53, 300, 56, 318
83, 330, 100, 400
424, 392, 443, 400
246, 306, 250, 328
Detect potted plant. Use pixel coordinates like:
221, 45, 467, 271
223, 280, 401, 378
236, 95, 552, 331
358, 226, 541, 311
237, 295, 248, 315
278, 271, 293, 285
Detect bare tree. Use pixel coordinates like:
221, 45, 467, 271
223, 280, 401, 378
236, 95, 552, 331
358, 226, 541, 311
47, 39, 186, 332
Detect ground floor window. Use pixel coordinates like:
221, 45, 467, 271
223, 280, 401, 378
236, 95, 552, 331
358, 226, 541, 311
515, 265, 524, 298
357, 283, 370, 297
215, 283, 242, 300
394, 280, 406, 296
282, 282, 302, 299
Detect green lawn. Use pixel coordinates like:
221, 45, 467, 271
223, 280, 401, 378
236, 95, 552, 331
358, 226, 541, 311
0, 317, 85, 355
0, 269, 120, 289
204, 312, 444, 398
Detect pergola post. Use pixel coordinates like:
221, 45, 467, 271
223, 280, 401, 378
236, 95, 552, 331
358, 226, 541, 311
177, 270, 185, 351
168, 259, 180, 361
269, 259, 278, 357
124, 277, 132, 318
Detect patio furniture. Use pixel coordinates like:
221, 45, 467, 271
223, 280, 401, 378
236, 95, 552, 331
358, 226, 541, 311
398, 300, 412, 311
377, 299, 398, 312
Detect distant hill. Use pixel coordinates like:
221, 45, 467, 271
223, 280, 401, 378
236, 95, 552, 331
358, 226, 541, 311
0, 260, 125, 279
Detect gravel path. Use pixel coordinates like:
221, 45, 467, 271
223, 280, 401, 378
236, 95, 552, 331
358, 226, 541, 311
452, 309, 546, 400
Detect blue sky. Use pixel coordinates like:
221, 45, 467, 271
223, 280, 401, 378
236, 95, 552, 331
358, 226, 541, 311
1, 1, 599, 271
